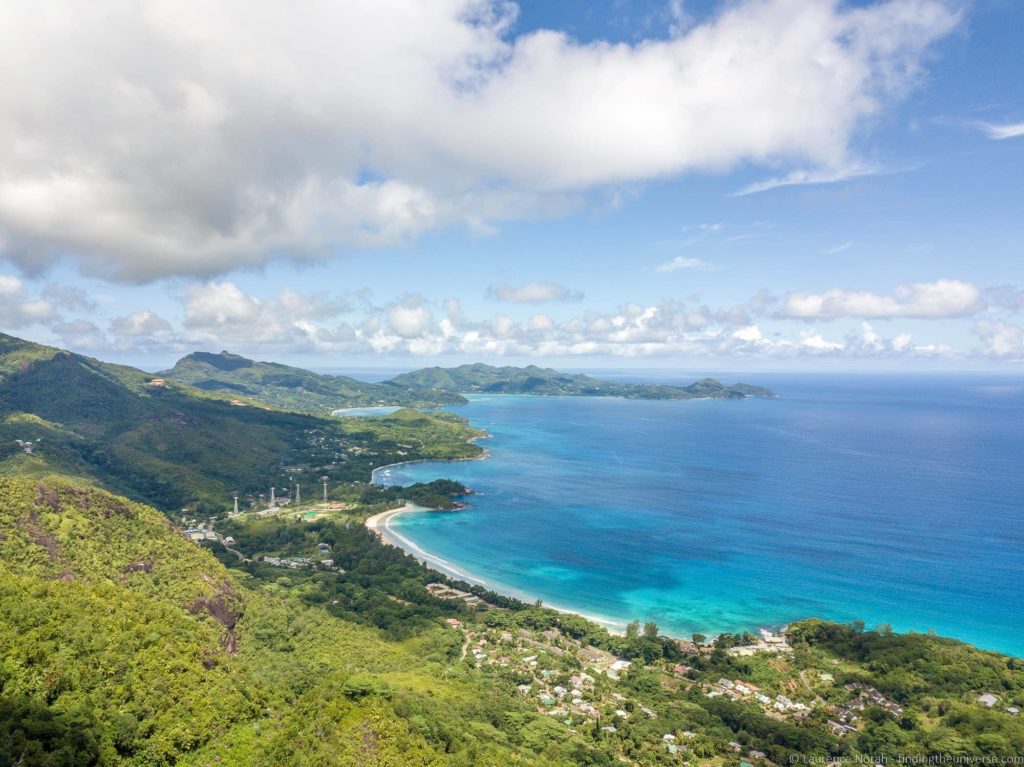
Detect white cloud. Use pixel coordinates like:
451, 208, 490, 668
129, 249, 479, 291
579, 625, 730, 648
182, 281, 347, 348
387, 297, 435, 339
735, 162, 887, 196
800, 331, 844, 352
0, 273, 55, 327
783, 279, 984, 320
14, 277, 993, 363
0, 0, 959, 281
51, 319, 107, 351
527, 313, 555, 332
488, 281, 583, 303
655, 256, 708, 273
975, 321, 1024, 359
0, 275, 22, 297
110, 310, 173, 338
732, 325, 764, 343
976, 121, 1024, 141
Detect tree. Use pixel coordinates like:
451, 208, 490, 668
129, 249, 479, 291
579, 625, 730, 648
643, 622, 659, 639
692, 633, 707, 646
625, 621, 640, 639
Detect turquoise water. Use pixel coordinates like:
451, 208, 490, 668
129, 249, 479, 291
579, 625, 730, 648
374, 376, 1024, 656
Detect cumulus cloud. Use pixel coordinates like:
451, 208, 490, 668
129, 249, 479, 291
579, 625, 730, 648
782, 279, 984, 320
387, 297, 435, 339
974, 321, 1024, 359
51, 319, 107, 351
19, 275, 993, 361
488, 281, 584, 303
110, 310, 173, 338
182, 281, 348, 348
0, 0, 959, 281
0, 274, 55, 327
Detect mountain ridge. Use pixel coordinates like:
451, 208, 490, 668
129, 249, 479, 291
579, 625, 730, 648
0, 333, 481, 514
161, 350, 467, 414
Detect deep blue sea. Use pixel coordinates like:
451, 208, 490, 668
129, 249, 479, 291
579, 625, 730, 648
373, 375, 1024, 656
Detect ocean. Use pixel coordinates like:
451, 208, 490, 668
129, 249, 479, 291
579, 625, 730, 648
372, 375, 1024, 656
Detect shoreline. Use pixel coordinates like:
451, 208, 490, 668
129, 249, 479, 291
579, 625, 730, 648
370, 433, 492, 486
364, 503, 629, 634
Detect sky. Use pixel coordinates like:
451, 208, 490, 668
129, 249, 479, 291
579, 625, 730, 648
0, 0, 1022, 373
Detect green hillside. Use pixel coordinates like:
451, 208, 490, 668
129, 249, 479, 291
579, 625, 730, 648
0, 334, 482, 514
387, 363, 774, 400
0, 475, 586, 766
162, 351, 467, 415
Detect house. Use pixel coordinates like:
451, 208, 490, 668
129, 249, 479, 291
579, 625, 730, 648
1008, 707, 1019, 716
445, 618, 461, 628
224, 536, 235, 545
978, 693, 999, 708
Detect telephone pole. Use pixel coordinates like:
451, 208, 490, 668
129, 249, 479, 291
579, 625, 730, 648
295, 483, 300, 506
320, 476, 329, 503
270, 487, 276, 507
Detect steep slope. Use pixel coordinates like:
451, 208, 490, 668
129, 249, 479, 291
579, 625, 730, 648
389, 363, 775, 399
0, 476, 615, 766
162, 351, 466, 414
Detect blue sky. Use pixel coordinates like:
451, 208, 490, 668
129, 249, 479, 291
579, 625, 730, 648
0, 0, 1021, 372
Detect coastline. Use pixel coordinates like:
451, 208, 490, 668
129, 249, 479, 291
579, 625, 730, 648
365, 503, 490, 587
370, 433, 492, 486
364, 503, 628, 634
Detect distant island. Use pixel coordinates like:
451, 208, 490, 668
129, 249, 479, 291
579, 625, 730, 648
389, 362, 774, 400
161, 353, 775, 415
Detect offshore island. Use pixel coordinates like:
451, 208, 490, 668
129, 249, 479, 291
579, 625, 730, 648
1, 332, 1022, 765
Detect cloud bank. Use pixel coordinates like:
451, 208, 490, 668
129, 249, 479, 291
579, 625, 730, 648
782, 279, 984, 320
8, 271, 1017, 362
0, 0, 959, 281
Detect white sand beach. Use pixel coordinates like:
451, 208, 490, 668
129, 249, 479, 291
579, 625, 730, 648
364, 503, 627, 633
